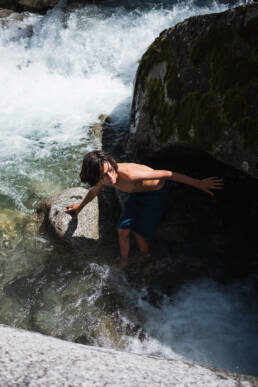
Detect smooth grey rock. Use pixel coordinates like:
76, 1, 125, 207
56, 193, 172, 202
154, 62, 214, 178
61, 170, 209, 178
0, 325, 257, 387
48, 187, 99, 246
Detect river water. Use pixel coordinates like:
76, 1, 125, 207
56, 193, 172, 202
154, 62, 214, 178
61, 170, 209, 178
0, 0, 257, 377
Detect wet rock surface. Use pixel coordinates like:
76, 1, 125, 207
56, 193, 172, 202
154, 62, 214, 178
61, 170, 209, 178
128, 3, 258, 179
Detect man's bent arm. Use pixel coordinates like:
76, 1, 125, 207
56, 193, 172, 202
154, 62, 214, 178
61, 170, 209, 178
79, 184, 102, 211
65, 184, 103, 215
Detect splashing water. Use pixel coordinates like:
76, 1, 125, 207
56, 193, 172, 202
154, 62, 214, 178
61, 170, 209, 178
0, 0, 231, 210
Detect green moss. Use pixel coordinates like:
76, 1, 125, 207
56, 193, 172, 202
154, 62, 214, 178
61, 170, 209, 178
236, 117, 258, 149
190, 20, 258, 94
165, 58, 182, 101
190, 26, 233, 67
138, 36, 167, 88
223, 88, 247, 125
139, 34, 182, 143
238, 17, 258, 49
177, 92, 200, 141
192, 93, 225, 150
146, 77, 177, 143
211, 45, 258, 93
138, 35, 182, 99
177, 92, 225, 150
139, 8, 258, 153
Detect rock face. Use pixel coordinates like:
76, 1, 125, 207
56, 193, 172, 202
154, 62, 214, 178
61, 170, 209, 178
40, 187, 99, 247
128, 4, 258, 179
38, 185, 120, 257
0, 325, 257, 387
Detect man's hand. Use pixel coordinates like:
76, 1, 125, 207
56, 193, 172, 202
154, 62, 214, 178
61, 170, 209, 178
198, 177, 224, 196
65, 203, 80, 217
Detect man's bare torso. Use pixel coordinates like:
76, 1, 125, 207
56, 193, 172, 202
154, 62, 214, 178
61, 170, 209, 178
113, 163, 165, 193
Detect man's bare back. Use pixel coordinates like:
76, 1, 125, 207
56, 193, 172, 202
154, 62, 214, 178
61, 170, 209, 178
113, 163, 165, 193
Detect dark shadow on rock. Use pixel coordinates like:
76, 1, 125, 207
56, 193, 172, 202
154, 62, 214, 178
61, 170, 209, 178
125, 144, 258, 290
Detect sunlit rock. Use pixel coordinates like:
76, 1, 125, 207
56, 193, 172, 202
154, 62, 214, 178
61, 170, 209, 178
41, 187, 99, 247
0, 324, 257, 386
90, 114, 110, 142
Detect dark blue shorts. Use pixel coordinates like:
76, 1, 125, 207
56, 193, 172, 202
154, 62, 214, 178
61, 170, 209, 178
117, 181, 171, 242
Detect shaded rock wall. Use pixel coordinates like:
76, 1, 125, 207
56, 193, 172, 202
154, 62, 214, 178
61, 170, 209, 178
123, 4, 258, 287
0, 324, 257, 386
128, 3, 258, 179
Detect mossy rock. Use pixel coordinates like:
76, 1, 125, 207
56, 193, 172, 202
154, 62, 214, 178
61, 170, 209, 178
129, 4, 258, 178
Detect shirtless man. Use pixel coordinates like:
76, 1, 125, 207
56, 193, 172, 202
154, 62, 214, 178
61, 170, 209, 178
65, 150, 223, 269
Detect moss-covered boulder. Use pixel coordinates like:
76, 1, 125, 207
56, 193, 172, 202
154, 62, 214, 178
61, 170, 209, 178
128, 3, 258, 179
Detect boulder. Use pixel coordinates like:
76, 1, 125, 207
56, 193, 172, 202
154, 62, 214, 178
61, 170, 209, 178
128, 3, 258, 179
37, 185, 120, 256
0, 325, 257, 386
40, 187, 99, 246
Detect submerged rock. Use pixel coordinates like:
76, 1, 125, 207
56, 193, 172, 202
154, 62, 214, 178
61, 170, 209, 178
0, 324, 257, 386
128, 3, 258, 179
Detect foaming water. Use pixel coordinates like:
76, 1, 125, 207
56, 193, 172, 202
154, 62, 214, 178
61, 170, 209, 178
124, 278, 258, 376
0, 0, 231, 209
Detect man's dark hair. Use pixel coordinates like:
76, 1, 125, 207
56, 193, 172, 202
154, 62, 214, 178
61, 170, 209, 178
80, 150, 118, 186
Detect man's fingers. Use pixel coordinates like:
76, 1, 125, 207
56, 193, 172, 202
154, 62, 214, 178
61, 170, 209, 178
207, 189, 214, 196
65, 205, 76, 213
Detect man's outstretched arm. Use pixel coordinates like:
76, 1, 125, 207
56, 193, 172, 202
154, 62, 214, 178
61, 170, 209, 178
131, 170, 223, 196
65, 183, 103, 216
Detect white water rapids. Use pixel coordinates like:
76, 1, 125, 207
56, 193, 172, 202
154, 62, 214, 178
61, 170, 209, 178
0, 0, 257, 378
0, 0, 231, 210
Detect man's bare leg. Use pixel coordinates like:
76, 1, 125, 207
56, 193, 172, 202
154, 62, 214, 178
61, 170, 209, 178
117, 228, 131, 270
133, 232, 150, 255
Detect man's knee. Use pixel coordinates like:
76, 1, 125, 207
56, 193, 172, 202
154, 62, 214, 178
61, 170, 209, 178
117, 228, 130, 239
